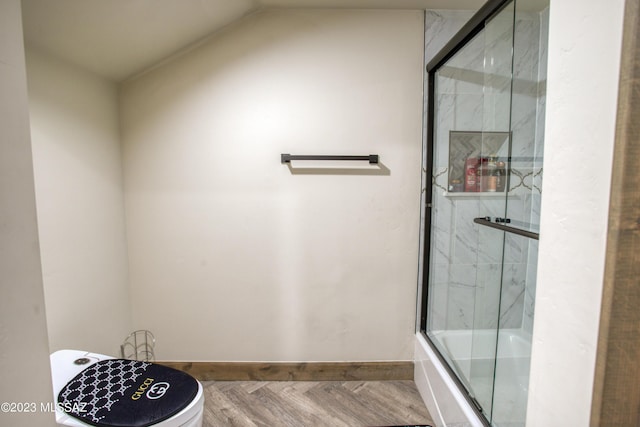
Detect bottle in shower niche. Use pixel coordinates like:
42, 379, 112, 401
486, 155, 498, 192
464, 157, 479, 192
449, 179, 464, 192
496, 160, 506, 192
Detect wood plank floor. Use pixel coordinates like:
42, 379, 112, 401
201, 380, 434, 427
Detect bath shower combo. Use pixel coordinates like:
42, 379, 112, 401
417, 0, 548, 425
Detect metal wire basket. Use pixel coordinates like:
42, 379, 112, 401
120, 330, 155, 361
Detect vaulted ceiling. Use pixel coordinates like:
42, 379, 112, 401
21, 0, 490, 81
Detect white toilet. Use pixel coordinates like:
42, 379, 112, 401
50, 350, 204, 427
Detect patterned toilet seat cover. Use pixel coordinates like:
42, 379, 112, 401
57, 359, 199, 427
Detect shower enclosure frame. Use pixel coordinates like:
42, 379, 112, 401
419, 0, 520, 425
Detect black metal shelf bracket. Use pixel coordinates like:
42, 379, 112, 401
281, 154, 379, 164
474, 217, 539, 240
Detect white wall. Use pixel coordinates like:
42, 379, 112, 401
120, 9, 424, 361
527, 0, 625, 425
26, 47, 132, 356
0, 1, 55, 425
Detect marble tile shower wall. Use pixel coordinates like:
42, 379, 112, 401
426, 9, 548, 333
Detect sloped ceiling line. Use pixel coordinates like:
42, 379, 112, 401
21, 0, 490, 82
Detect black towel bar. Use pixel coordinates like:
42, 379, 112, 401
281, 154, 379, 164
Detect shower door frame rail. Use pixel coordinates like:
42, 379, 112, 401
419, 0, 516, 425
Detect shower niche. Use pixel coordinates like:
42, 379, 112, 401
420, 0, 548, 426
446, 131, 509, 195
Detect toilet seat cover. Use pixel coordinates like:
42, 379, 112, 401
57, 359, 199, 427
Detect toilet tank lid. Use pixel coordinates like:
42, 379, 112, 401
57, 359, 199, 427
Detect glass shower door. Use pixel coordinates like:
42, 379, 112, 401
468, 2, 516, 420
490, 3, 547, 424
423, 0, 547, 425
425, 1, 516, 420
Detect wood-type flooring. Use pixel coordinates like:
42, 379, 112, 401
201, 380, 434, 427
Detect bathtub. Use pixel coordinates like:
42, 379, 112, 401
414, 329, 532, 426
